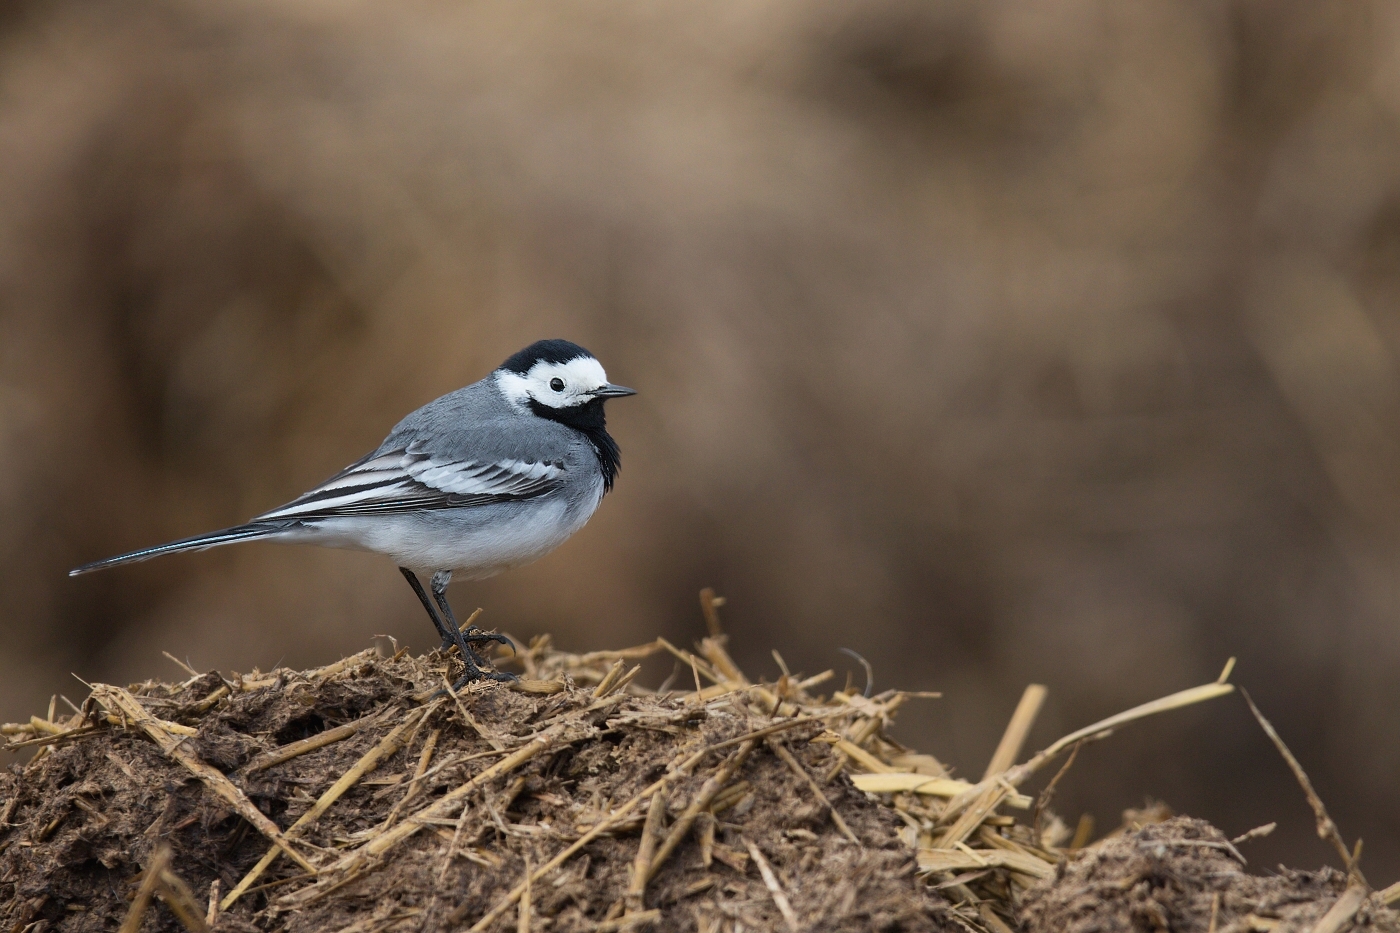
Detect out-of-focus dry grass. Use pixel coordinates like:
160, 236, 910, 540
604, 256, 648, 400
3, 0, 1400, 877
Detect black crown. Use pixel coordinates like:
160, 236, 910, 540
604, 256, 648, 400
500, 339, 594, 375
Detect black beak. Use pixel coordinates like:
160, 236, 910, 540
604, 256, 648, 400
593, 383, 637, 398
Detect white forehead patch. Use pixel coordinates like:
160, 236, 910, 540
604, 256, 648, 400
496, 356, 611, 410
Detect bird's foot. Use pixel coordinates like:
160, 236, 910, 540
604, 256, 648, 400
434, 632, 518, 693
436, 641, 493, 674
440, 628, 514, 656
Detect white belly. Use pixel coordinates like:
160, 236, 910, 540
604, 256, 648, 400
289, 482, 605, 576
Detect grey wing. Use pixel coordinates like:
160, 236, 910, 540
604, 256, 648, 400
255, 443, 566, 520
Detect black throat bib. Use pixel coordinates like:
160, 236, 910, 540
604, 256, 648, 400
529, 397, 621, 492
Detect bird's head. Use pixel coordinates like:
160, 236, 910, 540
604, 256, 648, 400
495, 339, 636, 414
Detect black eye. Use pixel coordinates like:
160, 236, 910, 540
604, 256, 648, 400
550, 377, 565, 392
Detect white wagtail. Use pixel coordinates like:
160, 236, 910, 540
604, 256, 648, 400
71, 339, 636, 687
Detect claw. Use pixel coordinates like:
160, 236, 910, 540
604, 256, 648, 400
464, 630, 515, 655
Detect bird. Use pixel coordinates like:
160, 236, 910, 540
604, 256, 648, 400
71, 339, 636, 688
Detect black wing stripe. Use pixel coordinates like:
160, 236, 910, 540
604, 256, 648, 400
285, 475, 407, 506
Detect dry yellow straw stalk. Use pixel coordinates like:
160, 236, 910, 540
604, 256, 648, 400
743, 838, 799, 932
767, 736, 859, 845
120, 845, 171, 933
916, 847, 1055, 879
982, 684, 1047, 779
626, 790, 668, 912
240, 709, 386, 774
1241, 689, 1358, 879
850, 773, 1033, 808
156, 863, 211, 933
592, 660, 627, 698
1310, 883, 1368, 933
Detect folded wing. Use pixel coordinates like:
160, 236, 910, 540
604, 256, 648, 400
257, 445, 566, 520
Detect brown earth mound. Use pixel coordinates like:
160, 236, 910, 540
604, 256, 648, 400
1, 632, 1396, 933
1022, 817, 1400, 933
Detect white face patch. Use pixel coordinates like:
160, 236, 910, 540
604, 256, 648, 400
496, 356, 611, 411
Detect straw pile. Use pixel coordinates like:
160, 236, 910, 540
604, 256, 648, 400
2, 595, 1398, 932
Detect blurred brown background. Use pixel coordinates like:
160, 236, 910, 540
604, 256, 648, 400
3, 0, 1399, 878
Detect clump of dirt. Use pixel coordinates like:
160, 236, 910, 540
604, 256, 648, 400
0, 641, 945, 932
1021, 817, 1400, 933
1, 629, 1396, 933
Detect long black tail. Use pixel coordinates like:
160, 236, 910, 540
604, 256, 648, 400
68, 521, 293, 576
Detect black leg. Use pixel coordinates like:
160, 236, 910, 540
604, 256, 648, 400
430, 571, 517, 688
399, 567, 453, 645
400, 567, 486, 683
429, 573, 485, 663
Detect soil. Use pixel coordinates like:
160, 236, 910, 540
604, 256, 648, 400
1021, 817, 1399, 933
0, 641, 1394, 933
